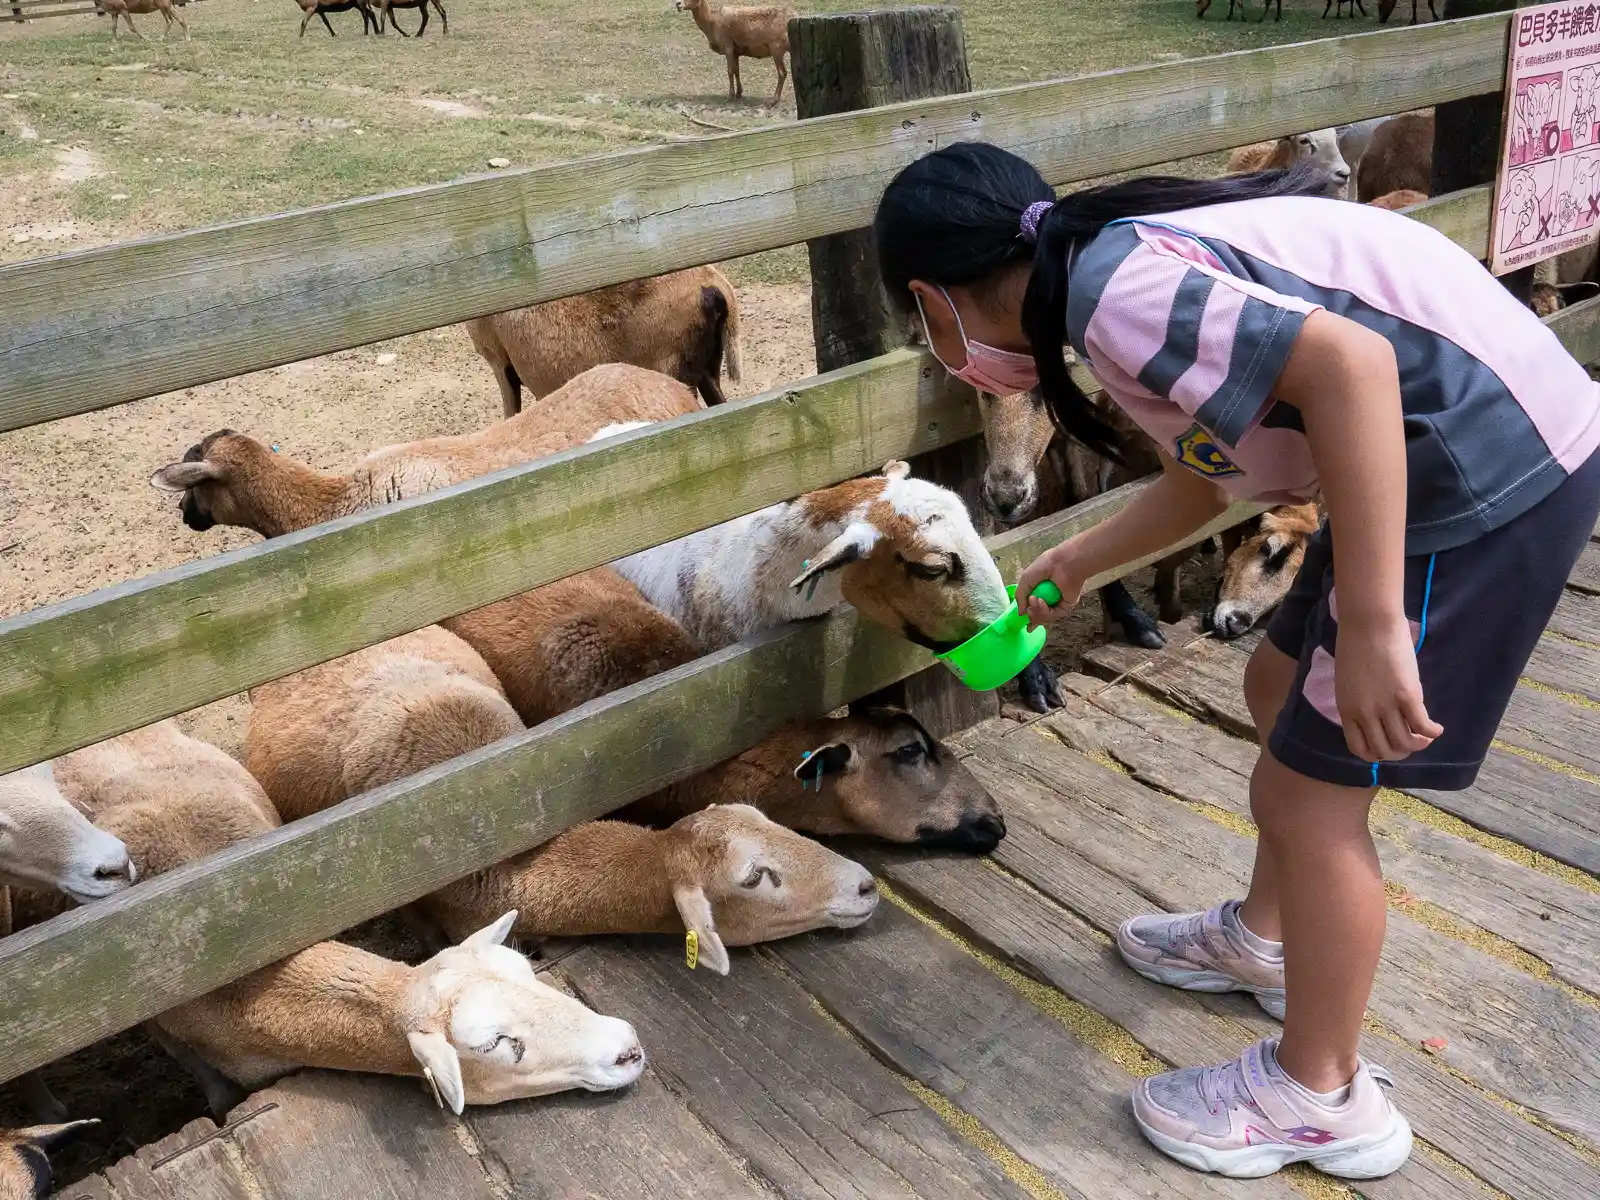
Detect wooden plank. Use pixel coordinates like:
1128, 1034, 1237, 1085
1524, 635, 1600, 703
222, 1074, 503, 1198
0, 488, 1221, 1086
1497, 683, 1600, 775
560, 940, 1028, 1200
967, 731, 1600, 1146
873, 852, 1495, 1200
778, 902, 1297, 1200
1087, 624, 1600, 874
0, 351, 973, 776
1550, 589, 1600, 643
1570, 542, 1600, 596
464, 1053, 766, 1199
1402, 185, 1493, 260
953, 750, 1600, 1200
95, 1117, 255, 1200
1049, 680, 1600, 996
0, 15, 1517, 430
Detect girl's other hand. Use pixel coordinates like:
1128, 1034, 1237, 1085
1017, 546, 1086, 631
1335, 616, 1444, 762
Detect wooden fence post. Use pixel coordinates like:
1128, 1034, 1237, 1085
1433, 0, 1532, 302
790, 6, 998, 739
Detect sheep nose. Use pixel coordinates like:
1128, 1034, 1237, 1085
615, 1043, 643, 1067
1216, 609, 1254, 640
858, 876, 878, 897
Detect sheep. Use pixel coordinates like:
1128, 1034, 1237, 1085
1378, 0, 1437, 23
675, 0, 795, 106
150, 363, 703, 536
50, 722, 644, 1119
1336, 117, 1390, 172
99, 0, 189, 40
978, 388, 1192, 657
1226, 130, 1351, 198
0, 1120, 98, 1200
1320, 0, 1367, 16
0, 761, 134, 907
295, 0, 379, 36
1356, 113, 1433, 203
1367, 188, 1429, 211
1205, 503, 1321, 640
611, 460, 1012, 656
619, 706, 1007, 853
371, 0, 445, 36
467, 267, 744, 417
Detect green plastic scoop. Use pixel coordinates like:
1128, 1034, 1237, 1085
935, 581, 1063, 691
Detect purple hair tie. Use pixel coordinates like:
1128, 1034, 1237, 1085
1020, 200, 1053, 243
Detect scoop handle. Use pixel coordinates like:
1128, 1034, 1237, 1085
1030, 581, 1063, 607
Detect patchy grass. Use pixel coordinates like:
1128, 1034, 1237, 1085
2, 0, 1357, 273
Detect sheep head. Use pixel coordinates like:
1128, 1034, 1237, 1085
978, 389, 1054, 523
787, 708, 1006, 853
1278, 130, 1350, 198
150, 430, 326, 539
0, 1120, 99, 1200
662, 804, 878, 975
1208, 502, 1321, 641
0, 762, 135, 905
790, 462, 1010, 654
402, 911, 644, 1112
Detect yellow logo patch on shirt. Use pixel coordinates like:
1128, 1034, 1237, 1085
1175, 424, 1242, 479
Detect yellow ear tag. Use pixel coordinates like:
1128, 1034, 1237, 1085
685, 930, 699, 970
422, 1066, 444, 1110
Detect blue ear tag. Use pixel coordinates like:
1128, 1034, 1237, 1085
270, 444, 281, 453
797, 749, 817, 791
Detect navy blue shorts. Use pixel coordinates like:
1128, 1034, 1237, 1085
1264, 450, 1600, 790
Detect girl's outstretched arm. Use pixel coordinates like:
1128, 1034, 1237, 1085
1275, 309, 1443, 763
1017, 453, 1229, 624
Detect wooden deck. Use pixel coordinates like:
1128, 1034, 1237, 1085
57, 579, 1600, 1200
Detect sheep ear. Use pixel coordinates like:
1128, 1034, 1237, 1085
672, 885, 730, 976
150, 461, 221, 493
881, 460, 911, 481
407, 1031, 466, 1115
794, 742, 852, 787
789, 522, 879, 593
462, 911, 518, 949
17, 1119, 98, 1150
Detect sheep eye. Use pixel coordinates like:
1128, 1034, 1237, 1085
890, 741, 927, 765
903, 559, 948, 581
483, 1034, 525, 1061
741, 866, 780, 889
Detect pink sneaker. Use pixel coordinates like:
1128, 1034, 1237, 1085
1116, 899, 1286, 1019
1133, 1038, 1412, 1179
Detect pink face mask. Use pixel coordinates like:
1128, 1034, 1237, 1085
916, 287, 1039, 395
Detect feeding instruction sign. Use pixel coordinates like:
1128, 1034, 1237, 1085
1491, 1, 1600, 275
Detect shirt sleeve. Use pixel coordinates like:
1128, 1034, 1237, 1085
1072, 230, 1321, 448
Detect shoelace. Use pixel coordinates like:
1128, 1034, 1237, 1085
1197, 1056, 1259, 1117
1164, 910, 1221, 958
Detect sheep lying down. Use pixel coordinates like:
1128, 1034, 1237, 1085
28, 722, 642, 1117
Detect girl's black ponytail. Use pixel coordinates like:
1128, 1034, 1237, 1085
876, 143, 1332, 462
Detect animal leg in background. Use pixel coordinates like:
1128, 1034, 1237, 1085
771, 51, 788, 106
726, 52, 741, 99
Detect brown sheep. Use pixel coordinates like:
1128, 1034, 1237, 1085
371, 0, 445, 37
675, 0, 795, 106
1206, 503, 1322, 640
295, 0, 379, 36
1355, 113, 1433, 203
1366, 188, 1428, 211
150, 363, 704, 536
467, 267, 742, 417
0, 1121, 98, 1200
99, 0, 189, 40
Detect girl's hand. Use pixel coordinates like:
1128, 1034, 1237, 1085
1335, 616, 1444, 762
1017, 545, 1087, 631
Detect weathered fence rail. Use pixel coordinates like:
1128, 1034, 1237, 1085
0, 13, 1569, 1084
0, 14, 1513, 430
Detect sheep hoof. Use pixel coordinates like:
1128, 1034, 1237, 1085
1121, 619, 1167, 651
1015, 658, 1065, 713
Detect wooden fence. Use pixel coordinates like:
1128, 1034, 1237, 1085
1, 11, 1591, 1084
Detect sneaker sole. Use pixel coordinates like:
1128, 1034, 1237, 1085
1117, 954, 1288, 1021
1135, 1109, 1413, 1180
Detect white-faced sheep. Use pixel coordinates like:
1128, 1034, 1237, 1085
0, 1121, 99, 1200
675, 0, 795, 106
99, 0, 189, 40
295, 0, 379, 36
613, 460, 1011, 655
1205, 502, 1321, 640
150, 363, 703, 536
0, 762, 135, 907
467, 267, 743, 417
47, 721, 643, 1119
1226, 130, 1351, 197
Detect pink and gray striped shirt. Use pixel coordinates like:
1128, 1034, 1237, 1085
1065, 195, 1600, 553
